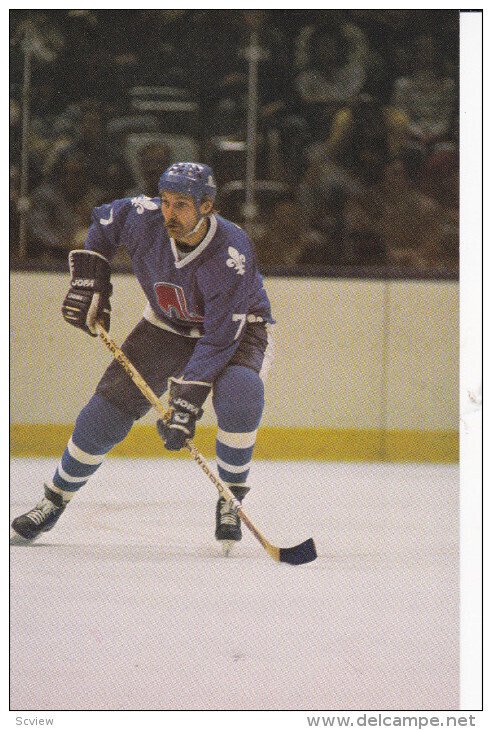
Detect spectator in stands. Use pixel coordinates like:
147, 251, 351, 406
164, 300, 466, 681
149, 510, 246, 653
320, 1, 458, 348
391, 33, 456, 145
122, 10, 193, 91
421, 145, 459, 211
125, 141, 172, 197
208, 79, 249, 139
420, 117, 459, 209
295, 24, 367, 142
28, 147, 104, 259
342, 182, 387, 265
206, 11, 293, 164
67, 100, 132, 200
377, 158, 458, 273
182, 10, 241, 109
412, 207, 459, 275
339, 150, 459, 271
233, 11, 291, 105
296, 12, 389, 101
311, 93, 410, 162
55, 10, 130, 106
346, 10, 416, 101
417, 120, 459, 275
11, 94, 48, 190
300, 95, 397, 263
187, 10, 289, 113
252, 198, 323, 269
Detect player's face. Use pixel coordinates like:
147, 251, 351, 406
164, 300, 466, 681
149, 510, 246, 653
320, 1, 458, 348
161, 192, 202, 238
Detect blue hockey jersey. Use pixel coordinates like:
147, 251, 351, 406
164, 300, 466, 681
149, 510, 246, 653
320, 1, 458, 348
84, 195, 274, 383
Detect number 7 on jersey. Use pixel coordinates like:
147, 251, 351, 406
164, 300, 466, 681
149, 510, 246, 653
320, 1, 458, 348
232, 313, 246, 340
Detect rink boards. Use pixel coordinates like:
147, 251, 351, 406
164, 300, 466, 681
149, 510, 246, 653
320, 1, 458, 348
10, 272, 459, 462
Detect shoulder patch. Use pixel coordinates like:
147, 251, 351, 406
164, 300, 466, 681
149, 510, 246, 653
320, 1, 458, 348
226, 246, 246, 276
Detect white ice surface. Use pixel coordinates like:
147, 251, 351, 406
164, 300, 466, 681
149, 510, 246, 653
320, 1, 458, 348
10, 459, 459, 711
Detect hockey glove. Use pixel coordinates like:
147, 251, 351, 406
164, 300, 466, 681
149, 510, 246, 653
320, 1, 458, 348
62, 250, 112, 337
157, 377, 211, 451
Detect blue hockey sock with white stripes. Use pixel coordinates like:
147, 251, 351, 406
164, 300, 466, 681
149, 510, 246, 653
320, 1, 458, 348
48, 394, 134, 501
212, 366, 264, 487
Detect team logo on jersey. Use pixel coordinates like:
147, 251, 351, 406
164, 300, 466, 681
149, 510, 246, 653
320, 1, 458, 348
154, 282, 204, 323
226, 247, 246, 275
131, 196, 159, 214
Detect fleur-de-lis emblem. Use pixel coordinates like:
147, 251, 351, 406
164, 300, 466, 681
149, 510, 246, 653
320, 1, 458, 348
226, 246, 246, 275
131, 196, 159, 214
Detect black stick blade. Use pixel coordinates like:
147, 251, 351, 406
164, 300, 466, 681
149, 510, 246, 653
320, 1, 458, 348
279, 538, 317, 565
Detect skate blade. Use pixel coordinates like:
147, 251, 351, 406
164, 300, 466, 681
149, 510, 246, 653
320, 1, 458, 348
10, 527, 37, 546
221, 540, 236, 557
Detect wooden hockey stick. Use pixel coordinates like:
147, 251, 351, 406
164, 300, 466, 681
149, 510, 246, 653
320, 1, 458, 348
96, 324, 317, 565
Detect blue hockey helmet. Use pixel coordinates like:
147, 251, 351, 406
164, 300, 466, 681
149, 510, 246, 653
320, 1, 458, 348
158, 162, 217, 208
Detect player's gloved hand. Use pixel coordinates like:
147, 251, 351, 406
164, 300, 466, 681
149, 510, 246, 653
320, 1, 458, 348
62, 250, 112, 337
157, 377, 211, 451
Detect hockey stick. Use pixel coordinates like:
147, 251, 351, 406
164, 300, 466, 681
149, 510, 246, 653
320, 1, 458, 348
96, 324, 317, 565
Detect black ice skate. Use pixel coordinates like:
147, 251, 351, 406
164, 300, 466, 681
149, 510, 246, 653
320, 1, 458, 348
215, 485, 250, 556
10, 485, 68, 544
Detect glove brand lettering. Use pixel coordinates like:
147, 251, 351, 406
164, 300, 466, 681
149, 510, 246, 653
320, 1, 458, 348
173, 412, 190, 424
72, 278, 95, 288
173, 397, 200, 415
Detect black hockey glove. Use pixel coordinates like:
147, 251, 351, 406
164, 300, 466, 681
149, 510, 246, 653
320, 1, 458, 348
157, 377, 211, 451
62, 250, 112, 337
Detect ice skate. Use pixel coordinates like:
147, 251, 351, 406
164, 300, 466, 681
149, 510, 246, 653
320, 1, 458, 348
215, 486, 249, 556
10, 485, 68, 544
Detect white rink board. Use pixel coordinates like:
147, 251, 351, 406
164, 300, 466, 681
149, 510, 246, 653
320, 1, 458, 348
10, 458, 459, 710
10, 272, 458, 430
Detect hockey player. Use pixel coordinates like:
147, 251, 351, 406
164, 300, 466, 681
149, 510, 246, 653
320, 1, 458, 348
11, 162, 274, 554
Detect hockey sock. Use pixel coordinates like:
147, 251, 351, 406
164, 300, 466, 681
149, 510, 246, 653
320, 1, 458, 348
212, 366, 264, 487
49, 394, 134, 500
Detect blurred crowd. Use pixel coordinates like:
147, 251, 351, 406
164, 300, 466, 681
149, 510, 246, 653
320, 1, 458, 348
10, 9, 459, 275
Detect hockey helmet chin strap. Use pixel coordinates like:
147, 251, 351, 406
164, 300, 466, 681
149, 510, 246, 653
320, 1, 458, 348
189, 215, 206, 236
189, 192, 213, 235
